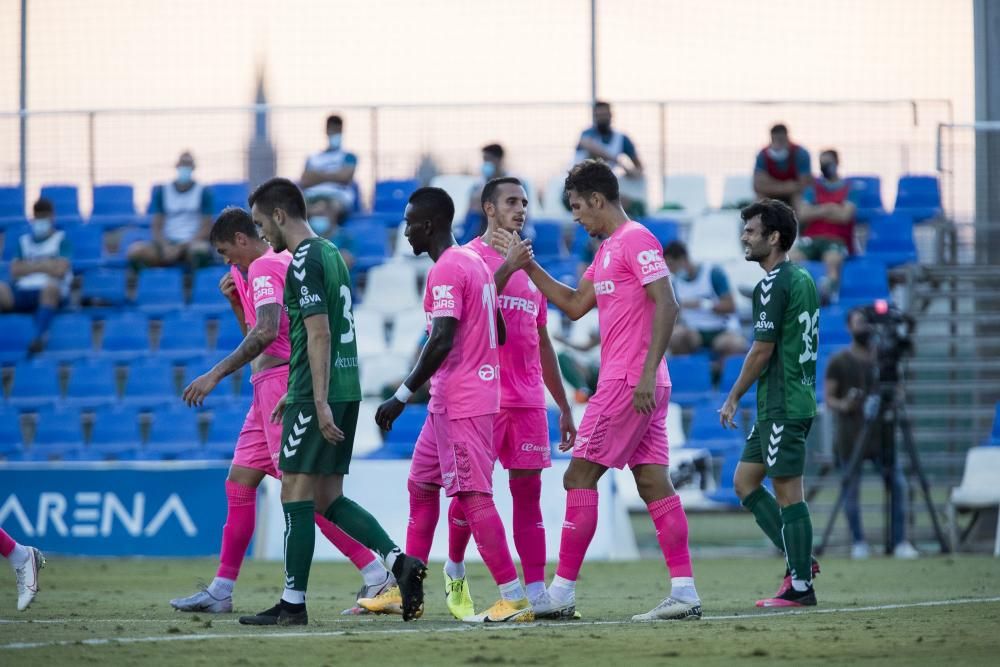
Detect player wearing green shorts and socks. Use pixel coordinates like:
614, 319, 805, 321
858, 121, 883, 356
239, 178, 426, 626
719, 198, 820, 608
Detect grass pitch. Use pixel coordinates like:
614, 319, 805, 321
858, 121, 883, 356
1, 555, 998, 666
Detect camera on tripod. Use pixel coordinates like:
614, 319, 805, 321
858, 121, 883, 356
859, 299, 915, 386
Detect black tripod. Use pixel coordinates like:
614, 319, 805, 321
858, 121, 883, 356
816, 381, 950, 555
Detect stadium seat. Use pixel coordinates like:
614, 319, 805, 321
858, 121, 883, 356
531, 221, 567, 262
987, 402, 1000, 446
865, 214, 918, 267
209, 182, 250, 216
947, 446, 1000, 556
845, 175, 886, 223
0, 184, 25, 224
666, 355, 714, 406
818, 306, 850, 347
373, 179, 420, 216
86, 406, 142, 460
145, 407, 203, 459
66, 224, 105, 272
43, 313, 96, 362
157, 312, 209, 361
687, 403, 745, 456
90, 184, 138, 229
0, 314, 34, 364
27, 407, 85, 461
0, 407, 25, 458
893, 175, 942, 223
121, 357, 177, 407
205, 404, 250, 450
105, 227, 152, 268
81, 268, 128, 306
344, 213, 399, 230
100, 312, 151, 360
539, 174, 573, 220
374, 403, 427, 458
7, 359, 62, 409
387, 307, 427, 356
720, 355, 756, 408
2, 223, 30, 260
721, 174, 755, 209
64, 358, 119, 409
135, 267, 185, 314
353, 309, 387, 356
354, 399, 384, 458
838, 257, 890, 308
800, 260, 826, 289
662, 173, 708, 215
350, 220, 390, 272
215, 316, 245, 351
39, 184, 84, 226
189, 265, 231, 314
359, 352, 409, 397
687, 211, 745, 264
703, 453, 744, 508
570, 223, 592, 258
362, 260, 421, 315
182, 355, 233, 408
642, 218, 680, 247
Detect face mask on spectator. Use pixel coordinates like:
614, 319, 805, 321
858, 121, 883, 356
820, 161, 838, 179
176, 166, 194, 184
481, 161, 496, 180
309, 215, 331, 235
767, 147, 789, 161
595, 121, 611, 133
328, 134, 342, 151
31, 217, 53, 239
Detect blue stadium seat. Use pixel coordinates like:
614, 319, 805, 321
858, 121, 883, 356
703, 454, 744, 508
89, 184, 137, 229
800, 261, 826, 289
7, 359, 62, 409
27, 407, 85, 461
43, 313, 96, 362
0, 314, 34, 364
64, 358, 118, 409
845, 175, 886, 223
987, 402, 1000, 446
893, 175, 942, 223
81, 268, 128, 306
181, 354, 232, 407
39, 184, 84, 226
0, 185, 25, 230
666, 355, 714, 406
350, 221, 389, 272
818, 306, 850, 347
189, 266, 231, 314
0, 407, 25, 458
209, 182, 250, 216
2, 223, 30, 260
205, 404, 249, 454
135, 267, 185, 315
122, 357, 177, 407
65, 224, 105, 272
104, 227, 152, 268
641, 219, 681, 248
86, 406, 141, 460
865, 214, 918, 267
531, 221, 566, 262
215, 316, 245, 351
687, 403, 744, 456
720, 355, 755, 408
100, 312, 151, 360
145, 407, 203, 459
345, 213, 397, 229
375, 403, 427, 458
373, 179, 420, 216
157, 312, 209, 361
838, 258, 890, 308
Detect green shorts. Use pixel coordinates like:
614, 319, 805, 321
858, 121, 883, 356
279, 401, 359, 476
797, 237, 847, 261
741, 418, 813, 478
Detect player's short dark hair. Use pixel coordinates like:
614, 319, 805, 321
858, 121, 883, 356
741, 198, 798, 251
481, 177, 523, 211
820, 148, 839, 163
408, 186, 455, 229
564, 159, 619, 202
248, 177, 308, 220
594, 100, 611, 111
482, 143, 504, 160
770, 123, 788, 136
209, 206, 258, 245
663, 240, 688, 260
33, 198, 54, 217
326, 114, 343, 131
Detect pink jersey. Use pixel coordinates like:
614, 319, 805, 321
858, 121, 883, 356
231, 248, 292, 361
583, 220, 671, 387
465, 237, 547, 408
423, 245, 501, 419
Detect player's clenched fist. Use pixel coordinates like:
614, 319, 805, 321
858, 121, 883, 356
219, 272, 239, 303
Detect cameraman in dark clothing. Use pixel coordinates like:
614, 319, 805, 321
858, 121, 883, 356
825, 309, 918, 559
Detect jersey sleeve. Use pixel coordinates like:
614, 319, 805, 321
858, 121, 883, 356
622, 134, 639, 162
344, 152, 359, 167
426, 256, 464, 320
752, 275, 787, 342
148, 185, 164, 215
247, 260, 281, 309
753, 150, 767, 173
624, 228, 670, 286
802, 185, 816, 204
199, 187, 214, 215
796, 147, 811, 176
290, 248, 329, 318
582, 258, 596, 282
709, 266, 730, 297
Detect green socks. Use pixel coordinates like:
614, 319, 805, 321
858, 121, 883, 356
324, 495, 398, 561
780, 502, 814, 585
742, 487, 785, 552
282, 500, 316, 598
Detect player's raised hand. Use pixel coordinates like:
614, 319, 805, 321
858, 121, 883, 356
718, 396, 739, 429
558, 407, 577, 452
632, 375, 656, 415
375, 397, 405, 432
316, 402, 346, 444
219, 273, 239, 303
505, 236, 534, 271
182, 372, 219, 408
492, 227, 516, 255
270, 392, 288, 424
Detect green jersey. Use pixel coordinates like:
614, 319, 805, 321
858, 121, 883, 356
751, 261, 819, 421
284, 237, 362, 404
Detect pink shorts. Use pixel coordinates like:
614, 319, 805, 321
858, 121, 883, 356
573, 379, 671, 470
495, 407, 551, 471
232, 365, 289, 478
409, 411, 496, 497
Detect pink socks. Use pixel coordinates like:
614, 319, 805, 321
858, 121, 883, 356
555, 488, 599, 582
0, 527, 15, 558
406, 479, 440, 564
509, 476, 545, 585
216, 481, 258, 580
647, 495, 694, 578
458, 493, 519, 586
314, 513, 377, 570
447, 497, 473, 563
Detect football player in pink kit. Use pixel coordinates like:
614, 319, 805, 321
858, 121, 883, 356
170, 208, 391, 614
366, 187, 534, 623
505, 160, 703, 621
442, 177, 576, 619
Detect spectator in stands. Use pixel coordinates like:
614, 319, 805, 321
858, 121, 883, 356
663, 241, 748, 358
753, 123, 812, 205
574, 101, 645, 216
0, 198, 72, 353
467, 143, 509, 221
127, 151, 214, 269
792, 149, 856, 301
554, 325, 600, 404
825, 308, 919, 560
300, 114, 358, 230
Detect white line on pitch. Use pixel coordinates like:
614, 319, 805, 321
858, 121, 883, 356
3, 596, 1000, 650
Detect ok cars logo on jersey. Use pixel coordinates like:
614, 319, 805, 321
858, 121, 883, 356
636, 249, 667, 275
755, 310, 775, 331
253, 275, 274, 301
432, 284, 455, 310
